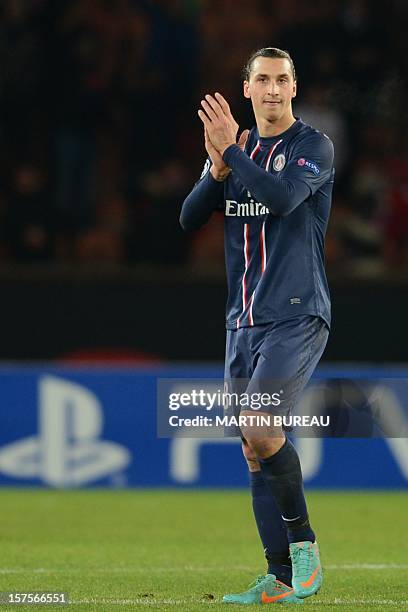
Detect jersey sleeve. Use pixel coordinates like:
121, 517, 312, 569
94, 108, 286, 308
280, 132, 334, 197
179, 158, 225, 231
223, 132, 334, 217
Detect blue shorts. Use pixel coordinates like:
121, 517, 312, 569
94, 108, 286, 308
224, 315, 329, 434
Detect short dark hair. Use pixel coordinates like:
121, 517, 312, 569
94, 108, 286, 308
243, 47, 297, 82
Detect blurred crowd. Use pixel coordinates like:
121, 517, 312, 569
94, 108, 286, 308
0, 0, 407, 275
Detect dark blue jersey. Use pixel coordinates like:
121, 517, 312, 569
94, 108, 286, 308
180, 118, 334, 330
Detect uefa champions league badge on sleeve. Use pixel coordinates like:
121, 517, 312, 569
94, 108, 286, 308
297, 158, 320, 174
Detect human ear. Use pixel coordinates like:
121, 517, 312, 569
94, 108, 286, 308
243, 80, 251, 99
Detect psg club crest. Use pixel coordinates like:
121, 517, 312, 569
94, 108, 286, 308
273, 153, 286, 172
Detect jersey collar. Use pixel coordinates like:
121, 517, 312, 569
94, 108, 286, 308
256, 117, 303, 146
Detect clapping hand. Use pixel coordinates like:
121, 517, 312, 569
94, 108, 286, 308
199, 92, 249, 181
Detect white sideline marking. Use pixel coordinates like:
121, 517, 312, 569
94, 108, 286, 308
0, 563, 407, 574
68, 598, 408, 607
326, 563, 408, 570
71, 599, 189, 606
323, 600, 408, 607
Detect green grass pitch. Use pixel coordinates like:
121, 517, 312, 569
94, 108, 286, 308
0, 489, 407, 611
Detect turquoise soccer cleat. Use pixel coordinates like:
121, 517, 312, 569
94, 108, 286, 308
289, 541, 323, 598
223, 573, 303, 604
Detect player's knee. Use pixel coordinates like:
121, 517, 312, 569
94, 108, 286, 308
245, 435, 286, 459
241, 439, 260, 470
240, 414, 286, 458
241, 439, 256, 460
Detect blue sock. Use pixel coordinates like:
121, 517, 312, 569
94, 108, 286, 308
258, 438, 315, 544
250, 471, 292, 585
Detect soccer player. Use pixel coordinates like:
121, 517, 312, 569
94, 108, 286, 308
180, 47, 334, 604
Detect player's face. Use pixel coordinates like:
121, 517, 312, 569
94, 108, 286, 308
243, 57, 297, 122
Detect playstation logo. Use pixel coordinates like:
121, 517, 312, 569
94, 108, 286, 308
0, 375, 131, 487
